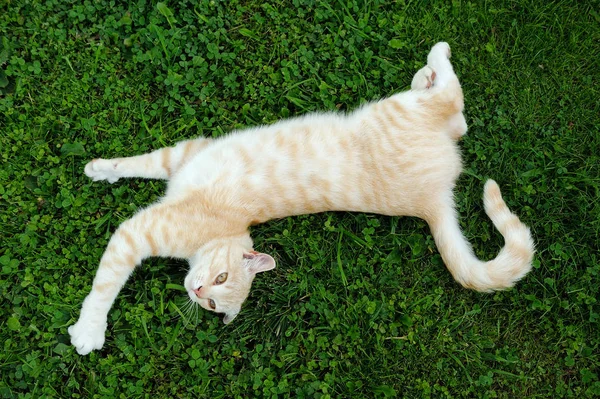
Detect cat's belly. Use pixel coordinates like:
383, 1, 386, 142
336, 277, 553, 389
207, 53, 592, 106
167, 124, 462, 220
241, 148, 461, 221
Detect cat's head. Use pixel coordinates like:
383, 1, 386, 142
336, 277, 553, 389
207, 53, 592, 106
184, 235, 275, 324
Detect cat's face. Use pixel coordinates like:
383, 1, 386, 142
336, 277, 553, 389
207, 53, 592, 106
184, 237, 276, 324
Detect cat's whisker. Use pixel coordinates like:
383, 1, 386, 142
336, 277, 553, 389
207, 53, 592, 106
180, 297, 202, 327
181, 299, 193, 325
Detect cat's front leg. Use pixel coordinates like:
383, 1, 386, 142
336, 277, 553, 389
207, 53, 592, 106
85, 137, 212, 183
69, 213, 154, 355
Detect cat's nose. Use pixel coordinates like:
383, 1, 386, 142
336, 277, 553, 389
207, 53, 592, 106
193, 286, 203, 298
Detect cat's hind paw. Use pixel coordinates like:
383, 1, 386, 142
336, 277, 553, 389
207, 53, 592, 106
411, 66, 436, 90
68, 319, 107, 355
428, 42, 451, 62
85, 158, 121, 183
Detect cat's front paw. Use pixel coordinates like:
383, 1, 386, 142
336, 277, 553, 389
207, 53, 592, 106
68, 319, 107, 355
84, 158, 120, 183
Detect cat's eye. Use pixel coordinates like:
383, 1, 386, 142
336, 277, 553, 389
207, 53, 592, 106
215, 272, 228, 285
208, 299, 216, 310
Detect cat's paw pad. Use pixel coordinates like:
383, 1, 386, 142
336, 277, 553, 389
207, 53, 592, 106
411, 66, 437, 90
68, 320, 107, 355
85, 158, 120, 183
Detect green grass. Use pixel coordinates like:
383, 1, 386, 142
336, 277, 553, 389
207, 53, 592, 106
1, 0, 599, 397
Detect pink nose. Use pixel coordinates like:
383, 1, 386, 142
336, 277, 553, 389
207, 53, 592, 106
193, 287, 203, 298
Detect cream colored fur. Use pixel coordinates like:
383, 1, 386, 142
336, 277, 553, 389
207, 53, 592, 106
69, 43, 534, 355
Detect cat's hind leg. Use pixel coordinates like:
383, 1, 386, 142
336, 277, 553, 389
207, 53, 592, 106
426, 42, 455, 87
85, 137, 212, 183
422, 42, 465, 132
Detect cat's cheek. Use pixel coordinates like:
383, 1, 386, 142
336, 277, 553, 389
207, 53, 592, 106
195, 300, 210, 311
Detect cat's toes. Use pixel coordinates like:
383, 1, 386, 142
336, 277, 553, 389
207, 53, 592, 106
84, 158, 120, 183
68, 319, 107, 355
411, 66, 437, 90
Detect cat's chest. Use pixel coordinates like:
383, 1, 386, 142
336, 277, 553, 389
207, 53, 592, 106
166, 148, 244, 194
170, 135, 347, 192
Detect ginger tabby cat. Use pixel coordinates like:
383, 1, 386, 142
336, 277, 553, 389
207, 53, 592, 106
69, 42, 534, 355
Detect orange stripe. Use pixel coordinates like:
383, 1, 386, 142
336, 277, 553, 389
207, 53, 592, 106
181, 141, 194, 166
119, 229, 137, 254
162, 148, 172, 177
124, 252, 137, 267
94, 282, 114, 293
145, 232, 158, 256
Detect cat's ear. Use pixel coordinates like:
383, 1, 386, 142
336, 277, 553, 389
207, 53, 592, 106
242, 251, 276, 274
223, 309, 240, 325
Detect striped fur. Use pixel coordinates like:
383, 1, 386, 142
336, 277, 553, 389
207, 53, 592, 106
69, 43, 534, 355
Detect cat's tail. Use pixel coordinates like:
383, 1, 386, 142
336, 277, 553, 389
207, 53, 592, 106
428, 180, 535, 292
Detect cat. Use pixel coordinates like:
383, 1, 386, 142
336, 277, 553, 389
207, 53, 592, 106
68, 42, 534, 355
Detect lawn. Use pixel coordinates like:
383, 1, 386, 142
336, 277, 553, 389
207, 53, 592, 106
1, 0, 599, 397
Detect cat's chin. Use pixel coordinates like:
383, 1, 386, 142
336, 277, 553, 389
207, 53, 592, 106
223, 312, 238, 324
